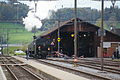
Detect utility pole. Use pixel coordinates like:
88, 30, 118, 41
33, 0, 38, 57
0, 35, 2, 48
74, 0, 77, 59
6, 29, 9, 56
100, 0, 104, 71
57, 20, 60, 53
0, 35, 3, 55
17, 3, 19, 22
57, 6, 63, 53
34, 0, 38, 13
92, 0, 120, 71
33, 26, 37, 56
111, 0, 116, 32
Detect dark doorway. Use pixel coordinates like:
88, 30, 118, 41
78, 32, 95, 57
60, 32, 95, 57
60, 32, 74, 57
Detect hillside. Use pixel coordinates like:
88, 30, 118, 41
0, 23, 43, 44
42, 7, 120, 30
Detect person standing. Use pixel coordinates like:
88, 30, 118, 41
25, 48, 29, 60
118, 45, 120, 59
116, 49, 119, 59
112, 51, 116, 60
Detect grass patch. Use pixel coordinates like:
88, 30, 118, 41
9, 32, 42, 44
14, 51, 26, 56
0, 23, 44, 56
116, 23, 120, 28
0, 23, 44, 44
3, 45, 28, 56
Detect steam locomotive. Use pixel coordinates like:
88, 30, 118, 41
28, 37, 52, 59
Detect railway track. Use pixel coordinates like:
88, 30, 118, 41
4, 65, 42, 80
1, 56, 119, 80
46, 58, 120, 74
0, 56, 55, 80
78, 58, 120, 67
36, 58, 120, 80
0, 57, 23, 64
0, 57, 43, 80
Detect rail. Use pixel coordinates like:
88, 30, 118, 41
47, 58, 120, 74
0, 57, 43, 80
37, 59, 113, 80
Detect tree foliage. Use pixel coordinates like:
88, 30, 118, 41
41, 8, 101, 30
41, 7, 120, 31
0, 1, 29, 44
0, 1, 29, 21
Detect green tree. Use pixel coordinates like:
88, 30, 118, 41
95, 18, 108, 30
0, 1, 29, 21
41, 7, 120, 31
95, 18, 102, 27
108, 16, 117, 29
41, 8, 101, 30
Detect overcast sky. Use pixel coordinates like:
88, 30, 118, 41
1, 0, 120, 31
20, 0, 120, 19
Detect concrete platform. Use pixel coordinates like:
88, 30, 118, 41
0, 66, 7, 80
13, 56, 89, 80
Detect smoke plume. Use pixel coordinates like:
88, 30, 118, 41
23, 11, 42, 31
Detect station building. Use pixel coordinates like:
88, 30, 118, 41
40, 18, 120, 58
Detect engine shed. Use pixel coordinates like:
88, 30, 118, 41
39, 18, 120, 58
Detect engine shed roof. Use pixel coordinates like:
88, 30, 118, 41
39, 18, 120, 38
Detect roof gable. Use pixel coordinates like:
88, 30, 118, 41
40, 18, 120, 37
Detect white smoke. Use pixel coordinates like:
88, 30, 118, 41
23, 11, 42, 31
22, 0, 120, 31
22, 1, 57, 31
